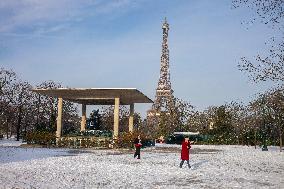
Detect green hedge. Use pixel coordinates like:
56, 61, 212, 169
57, 136, 112, 148
26, 131, 56, 146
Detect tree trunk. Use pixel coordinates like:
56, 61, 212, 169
36, 94, 41, 126
6, 117, 9, 139
23, 114, 27, 142
237, 133, 240, 145
254, 129, 257, 149
280, 128, 282, 152
16, 105, 22, 141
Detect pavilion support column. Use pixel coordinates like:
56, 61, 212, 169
56, 97, 63, 143
113, 97, 120, 139
129, 103, 134, 133
81, 104, 86, 132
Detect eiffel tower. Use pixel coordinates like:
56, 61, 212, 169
148, 18, 174, 117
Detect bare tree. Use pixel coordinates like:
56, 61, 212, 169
233, 0, 284, 83
249, 87, 284, 151
153, 98, 194, 138
238, 41, 284, 83
1, 68, 80, 140
11, 81, 34, 141
0, 68, 18, 138
187, 110, 212, 134
233, 0, 284, 27
263, 87, 284, 151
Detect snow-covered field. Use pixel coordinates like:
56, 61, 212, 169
0, 139, 283, 189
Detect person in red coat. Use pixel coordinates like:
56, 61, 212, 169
180, 137, 191, 168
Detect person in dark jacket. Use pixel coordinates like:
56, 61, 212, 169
134, 135, 142, 159
180, 137, 191, 168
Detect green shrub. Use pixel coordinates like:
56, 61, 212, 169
26, 131, 56, 146
57, 136, 112, 148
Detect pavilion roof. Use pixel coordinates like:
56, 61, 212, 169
32, 88, 153, 105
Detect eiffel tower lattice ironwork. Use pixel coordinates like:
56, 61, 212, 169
153, 18, 174, 113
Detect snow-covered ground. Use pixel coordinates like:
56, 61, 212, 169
0, 137, 25, 147
0, 140, 283, 189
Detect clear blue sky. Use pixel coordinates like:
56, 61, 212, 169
0, 0, 276, 117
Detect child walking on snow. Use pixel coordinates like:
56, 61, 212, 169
134, 135, 142, 159
180, 137, 191, 168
